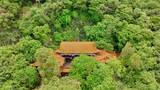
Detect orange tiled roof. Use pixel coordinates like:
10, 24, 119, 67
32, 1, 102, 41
56, 42, 99, 54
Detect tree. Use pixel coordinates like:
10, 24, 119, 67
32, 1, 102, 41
18, 7, 50, 38
70, 55, 126, 90
0, 46, 17, 84
128, 53, 143, 71
13, 66, 40, 89
35, 47, 59, 83
16, 37, 42, 62
0, 1, 21, 46
70, 55, 98, 81
86, 63, 117, 90
84, 15, 120, 50
69, 55, 98, 90
0, 45, 40, 90
119, 42, 135, 66
32, 24, 52, 45
38, 77, 81, 90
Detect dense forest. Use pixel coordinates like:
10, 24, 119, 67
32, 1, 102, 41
0, 0, 160, 90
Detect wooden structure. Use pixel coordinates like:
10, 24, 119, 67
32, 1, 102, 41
54, 42, 117, 74
31, 42, 117, 75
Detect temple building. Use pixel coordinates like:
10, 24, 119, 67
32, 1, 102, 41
53, 42, 117, 74
32, 42, 117, 74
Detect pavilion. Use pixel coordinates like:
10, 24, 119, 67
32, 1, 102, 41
54, 42, 117, 74
31, 42, 117, 74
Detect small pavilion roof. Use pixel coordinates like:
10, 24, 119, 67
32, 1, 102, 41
56, 42, 99, 54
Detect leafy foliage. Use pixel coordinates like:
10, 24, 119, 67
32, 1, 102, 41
13, 66, 40, 89
38, 77, 81, 90
1, 0, 160, 90
34, 47, 59, 83
0, 45, 39, 89
16, 37, 42, 62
